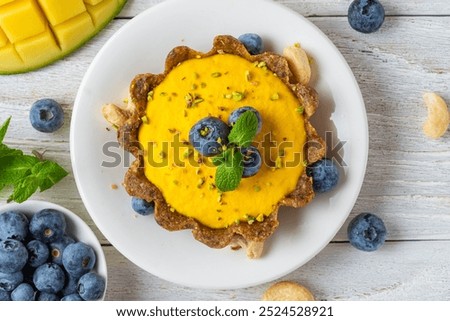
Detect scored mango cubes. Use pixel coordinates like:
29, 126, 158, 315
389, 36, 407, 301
0, 0, 127, 74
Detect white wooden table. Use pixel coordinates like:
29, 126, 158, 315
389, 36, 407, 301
1, 0, 449, 300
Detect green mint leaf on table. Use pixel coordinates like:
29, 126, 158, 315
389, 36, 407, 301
31, 160, 68, 192
0, 117, 68, 203
215, 149, 243, 192
0, 116, 11, 144
227, 110, 259, 148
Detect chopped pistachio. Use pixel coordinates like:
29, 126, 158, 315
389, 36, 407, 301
200, 82, 207, 88
147, 90, 154, 101
200, 127, 210, 137
257, 61, 267, 68
253, 185, 261, 192
256, 214, 264, 222
275, 156, 283, 169
245, 70, 251, 81
173, 180, 179, 185
183, 110, 188, 117
160, 92, 168, 97
112, 124, 118, 131
193, 72, 199, 79
191, 84, 198, 90
183, 149, 193, 159
168, 128, 178, 134
195, 168, 202, 175
303, 159, 308, 167
278, 148, 285, 157
223, 93, 232, 99
253, 61, 259, 67
216, 209, 222, 213
208, 183, 216, 191
171, 92, 178, 97
197, 178, 205, 188
123, 98, 128, 104
232, 91, 245, 101
271, 93, 280, 101
169, 207, 175, 212
217, 193, 223, 204
141, 115, 149, 124
296, 106, 305, 114
185, 92, 203, 108
159, 151, 166, 159
193, 98, 204, 105
211, 72, 222, 78
234, 219, 240, 225
216, 137, 222, 144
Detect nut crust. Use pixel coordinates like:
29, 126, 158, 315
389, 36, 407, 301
116, 35, 325, 258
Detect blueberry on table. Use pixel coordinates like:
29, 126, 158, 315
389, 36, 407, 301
241, 146, 262, 178
33, 263, 65, 294
131, 197, 155, 216
0, 239, 28, 274
11, 283, 35, 301
0, 211, 29, 242
238, 33, 263, 55
29, 208, 67, 243
347, 213, 387, 251
62, 242, 96, 278
306, 158, 340, 193
26, 240, 50, 268
77, 272, 105, 301
0, 271, 23, 292
228, 106, 262, 134
348, 0, 385, 33
189, 117, 230, 157
61, 293, 83, 301
29, 98, 64, 133
49, 235, 75, 265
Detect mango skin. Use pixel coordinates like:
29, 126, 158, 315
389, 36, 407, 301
0, 0, 127, 75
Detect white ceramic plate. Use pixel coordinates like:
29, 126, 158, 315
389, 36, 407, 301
0, 200, 108, 299
71, 0, 367, 289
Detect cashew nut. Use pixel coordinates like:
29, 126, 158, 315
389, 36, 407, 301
262, 281, 315, 301
422, 92, 449, 139
102, 103, 130, 128
283, 43, 311, 85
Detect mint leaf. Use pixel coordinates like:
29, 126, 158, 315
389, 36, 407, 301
0, 144, 23, 158
31, 160, 68, 192
8, 176, 39, 203
0, 155, 39, 185
228, 111, 259, 148
215, 149, 243, 192
0, 117, 11, 144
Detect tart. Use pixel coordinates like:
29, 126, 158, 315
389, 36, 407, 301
104, 35, 325, 258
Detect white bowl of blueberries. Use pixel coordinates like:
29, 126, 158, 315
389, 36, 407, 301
0, 200, 107, 301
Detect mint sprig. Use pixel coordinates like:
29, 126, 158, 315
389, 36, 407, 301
214, 111, 259, 192
228, 110, 259, 148
0, 117, 68, 203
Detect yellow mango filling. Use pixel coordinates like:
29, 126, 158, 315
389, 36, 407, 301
139, 54, 307, 229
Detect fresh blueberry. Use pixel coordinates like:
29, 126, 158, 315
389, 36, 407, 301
228, 106, 262, 134
37, 291, 60, 301
0, 211, 29, 242
61, 273, 79, 296
0, 239, 28, 273
49, 235, 75, 265
77, 272, 105, 301
29, 208, 66, 243
348, 0, 385, 33
26, 240, 50, 268
306, 158, 339, 193
62, 242, 96, 278
240, 146, 262, 178
189, 117, 230, 157
11, 283, 35, 301
131, 197, 155, 216
0, 289, 11, 301
0, 271, 23, 292
33, 263, 65, 294
29, 98, 64, 133
61, 293, 83, 301
238, 33, 263, 55
348, 213, 387, 251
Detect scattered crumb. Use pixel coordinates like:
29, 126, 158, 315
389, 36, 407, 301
111, 184, 118, 190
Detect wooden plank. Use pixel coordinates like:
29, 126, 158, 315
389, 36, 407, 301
103, 241, 450, 300
118, 0, 450, 18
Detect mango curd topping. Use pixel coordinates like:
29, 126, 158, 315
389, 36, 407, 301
138, 53, 306, 229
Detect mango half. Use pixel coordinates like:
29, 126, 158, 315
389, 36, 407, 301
0, 0, 127, 74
